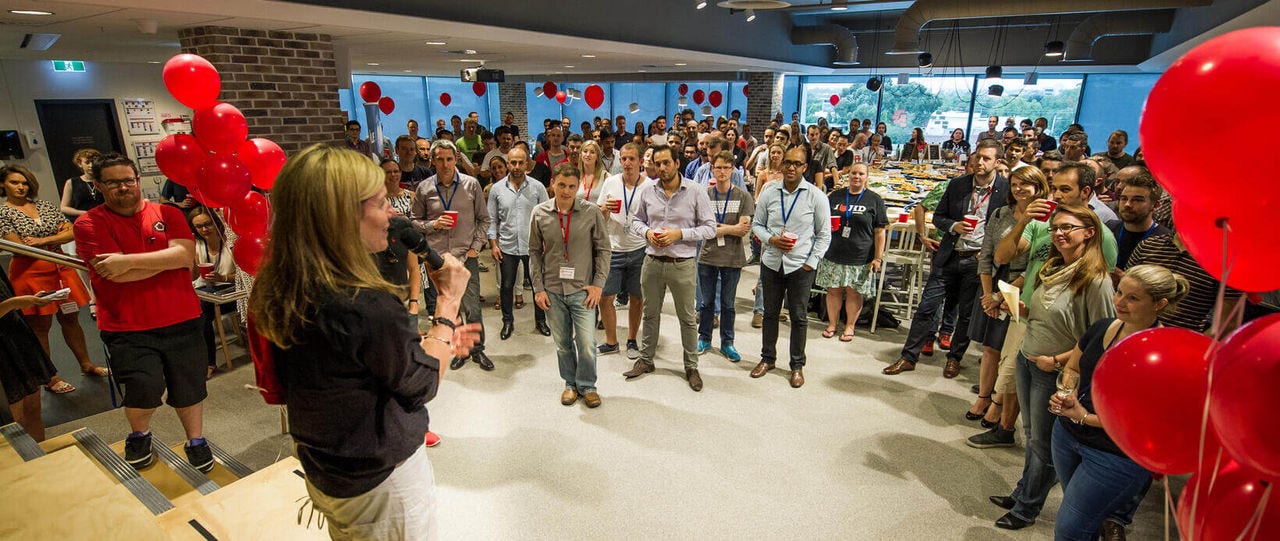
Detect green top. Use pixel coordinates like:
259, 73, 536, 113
456, 135, 483, 158
917, 180, 949, 241
1019, 219, 1118, 308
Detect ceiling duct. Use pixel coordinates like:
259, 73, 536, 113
887, 0, 1213, 54
1062, 11, 1176, 61
19, 33, 60, 51
791, 24, 859, 65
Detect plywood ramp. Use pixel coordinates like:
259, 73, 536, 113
157, 457, 330, 540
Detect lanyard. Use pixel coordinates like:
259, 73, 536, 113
622, 180, 638, 215
556, 206, 573, 261
437, 178, 459, 211
1117, 222, 1159, 245
714, 186, 733, 224
843, 189, 865, 224
970, 183, 992, 215
582, 179, 595, 202
778, 186, 803, 226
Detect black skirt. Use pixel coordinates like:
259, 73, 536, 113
0, 267, 57, 404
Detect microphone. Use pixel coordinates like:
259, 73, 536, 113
390, 216, 444, 269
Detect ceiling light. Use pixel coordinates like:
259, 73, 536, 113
988, 84, 1004, 97
367, 62, 379, 66
830, 0, 848, 10
985, 65, 1002, 79
463, 49, 477, 55
629, 103, 640, 114
563, 65, 575, 68
677, 97, 688, 107
866, 77, 882, 92
147, 61, 161, 64
1044, 41, 1065, 57
9, 10, 54, 15
581, 54, 595, 58
638, 69, 648, 73
403, 69, 412, 73
425, 41, 446, 46
674, 62, 688, 66
745, 9, 756, 22
696, 0, 708, 9
917, 52, 933, 68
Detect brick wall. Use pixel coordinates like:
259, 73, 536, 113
177, 26, 346, 155
746, 72, 783, 140
497, 82, 527, 137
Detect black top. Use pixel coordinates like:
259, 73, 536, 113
1110, 222, 1172, 270
527, 162, 552, 184
160, 180, 190, 204
834, 150, 854, 170
1059, 318, 1127, 457
275, 288, 440, 498
824, 187, 887, 266
879, 135, 893, 151
942, 139, 971, 155
402, 164, 435, 190
65, 176, 104, 220
375, 217, 425, 286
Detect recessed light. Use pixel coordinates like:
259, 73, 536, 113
367, 62, 380, 66
9, 9, 54, 16
403, 69, 412, 72
456, 59, 484, 62
563, 65, 574, 68
674, 62, 688, 66
462, 49, 477, 55
425, 41, 446, 45
638, 69, 648, 73
147, 61, 161, 64
581, 54, 595, 58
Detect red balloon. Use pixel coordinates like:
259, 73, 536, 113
358, 81, 381, 104
1141, 28, 1280, 213
1210, 313, 1280, 481
195, 154, 253, 208
193, 102, 249, 155
1173, 202, 1280, 293
472, 81, 487, 97
830, 94, 841, 106
236, 138, 285, 191
542, 81, 557, 99
708, 90, 723, 108
228, 190, 270, 237
163, 54, 220, 110
692, 89, 705, 105
439, 93, 451, 107
555, 91, 567, 104
378, 96, 395, 115
742, 85, 749, 97
1093, 327, 1217, 474
677, 83, 689, 96
584, 84, 605, 110
155, 134, 207, 187
232, 234, 267, 276
187, 186, 221, 210
1178, 460, 1278, 541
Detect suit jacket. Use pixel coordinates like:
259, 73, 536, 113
931, 173, 1009, 267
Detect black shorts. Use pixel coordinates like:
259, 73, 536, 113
102, 318, 208, 409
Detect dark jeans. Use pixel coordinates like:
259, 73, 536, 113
697, 264, 741, 345
500, 252, 545, 325
761, 264, 814, 369
1052, 422, 1153, 541
899, 253, 980, 363
1009, 352, 1060, 521
461, 256, 485, 351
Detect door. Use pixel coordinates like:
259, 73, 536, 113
34, 99, 124, 196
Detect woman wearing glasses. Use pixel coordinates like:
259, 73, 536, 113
187, 207, 237, 379
990, 203, 1115, 531
0, 165, 106, 394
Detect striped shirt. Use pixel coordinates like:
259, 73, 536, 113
1128, 234, 1241, 332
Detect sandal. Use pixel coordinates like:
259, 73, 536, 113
839, 328, 855, 342
88, 302, 97, 321
515, 296, 525, 309
966, 395, 992, 421
81, 365, 111, 377
982, 398, 1003, 429
207, 366, 216, 380
45, 380, 76, 394
821, 327, 836, 339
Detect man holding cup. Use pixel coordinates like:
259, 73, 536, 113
750, 145, 831, 388
884, 139, 1008, 378
595, 144, 651, 358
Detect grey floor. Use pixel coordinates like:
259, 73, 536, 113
46, 261, 1173, 540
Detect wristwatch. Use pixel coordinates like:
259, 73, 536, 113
424, 315, 457, 330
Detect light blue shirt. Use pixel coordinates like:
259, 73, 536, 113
691, 162, 748, 192
629, 177, 718, 259
486, 176, 548, 256
752, 181, 832, 273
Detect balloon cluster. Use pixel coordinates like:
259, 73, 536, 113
358, 82, 396, 115
157, 54, 281, 275
1093, 27, 1280, 541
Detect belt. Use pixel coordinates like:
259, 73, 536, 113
648, 255, 691, 263
955, 250, 980, 258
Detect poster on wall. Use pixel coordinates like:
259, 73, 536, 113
124, 99, 158, 135
132, 141, 161, 176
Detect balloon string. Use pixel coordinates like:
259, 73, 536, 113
1164, 475, 1174, 541
1209, 219, 1234, 339
1237, 483, 1272, 541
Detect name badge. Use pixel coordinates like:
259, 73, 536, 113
841, 227, 851, 238
716, 236, 726, 247
726, 200, 740, 213
559, 267, 576, 280
59, 301, 79, 315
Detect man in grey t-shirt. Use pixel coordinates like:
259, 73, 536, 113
697, 151, 755, 362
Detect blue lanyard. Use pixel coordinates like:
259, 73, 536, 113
779, 186, 802, 226
714, 186, 733, 224
622, 180, 638, 215
437, 178, 459, 211
843, 189, 865, 224
1117, 222, 1159, 245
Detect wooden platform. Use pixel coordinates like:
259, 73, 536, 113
155, 457, 330, 540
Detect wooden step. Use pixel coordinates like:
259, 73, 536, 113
156, 456, 331, 540
71, 429, 174, 515
1, 422, 46, 462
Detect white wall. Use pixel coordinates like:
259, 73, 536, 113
0, 59, 188, 202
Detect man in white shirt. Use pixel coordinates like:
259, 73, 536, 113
595, 144, 650, 359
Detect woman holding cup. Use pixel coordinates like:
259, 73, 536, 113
815, 163, 886, 341
187, 207, 237, 378
575, 140, 607, 204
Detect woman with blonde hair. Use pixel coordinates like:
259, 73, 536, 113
575, 139, 607, 203
250, 145, 480, 539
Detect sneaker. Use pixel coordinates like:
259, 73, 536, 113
597, 320, 605, 330
626, 340, 641, 359
478, 262, 490, 272
523, 279, 533, 291
614, 298, 628, 309
124, 432, 154, 469
184, 438, 214, 473
697, 339, 712, 354
721, 344, 742, 362
779, 311, 789, 323
713, 316, 719, 329
751, 312, 763, 328
424, 431, 441, 447
939, 333, 953, 350
967, 426, 1016, 449
922, 341, 935, 356
598, 342, 620, 355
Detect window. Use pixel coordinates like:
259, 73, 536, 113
799, 81, 877, 130
969, 74, 1083, 141
879, 75, 975, 148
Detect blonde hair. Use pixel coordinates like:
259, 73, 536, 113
577, 139, 606, 180
249, 145, 398, 348
1123, 264, 1191, 317
1036, 203, 1109, 295
1007, 164, 1049, 206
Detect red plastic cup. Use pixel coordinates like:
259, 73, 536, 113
897, 212, 909, 223
607, 199, 622, 213
963, 214, 980, 233
197, 263, 215, 279
442, 210, 459, 228
854, 154, 862, 163
781, 231, 798, 249
1034, 200, 1058, 222
831, 216, 841, 231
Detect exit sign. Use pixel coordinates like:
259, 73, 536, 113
52, 61, 85, 72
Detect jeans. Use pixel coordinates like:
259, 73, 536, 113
1009, 352, 1060, 521
1052, 422, 1152, 541
499, 252, 545, 325
697, 264, 741, 344
761, 264, 814, 369
639, 257, 699, 369
753, 272, 765, 314
898, 253, 979, 363
547, 290, 597, 393
461, 256, 486, 351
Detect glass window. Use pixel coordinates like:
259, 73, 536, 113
879, 75, 975, 150
799, 81, 877, 131
1077, 74, 1159, 154
968, 74, 1083, 142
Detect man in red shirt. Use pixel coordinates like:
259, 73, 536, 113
74, 153, 212, 473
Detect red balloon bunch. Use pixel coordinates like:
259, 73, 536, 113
584, 84, 605, 110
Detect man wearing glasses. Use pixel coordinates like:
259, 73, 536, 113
74, 153, 214, 473
341, 120, 374, 161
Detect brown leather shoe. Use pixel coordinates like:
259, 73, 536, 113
623, 360, 655, 379
583, 392, 602, 408
943, 358, 962, 379
749, 361, 774, 378
883, 359, 916, 375
790, 369, 804, 388
1100, 520, 1126, 541
561, 388, 578, 405
685, 368, 703, 391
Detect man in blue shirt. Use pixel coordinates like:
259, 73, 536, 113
691, 134, 748, 192
488, 147, 550, 339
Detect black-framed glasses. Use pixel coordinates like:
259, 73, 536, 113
99, 177, 139, 189
782, 160, 805, 169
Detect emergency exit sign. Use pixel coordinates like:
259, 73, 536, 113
52, 61, 85, 72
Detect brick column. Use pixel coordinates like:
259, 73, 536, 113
498, 82, 528, 136
746, 72, 784, 140
177, 26, 346, 155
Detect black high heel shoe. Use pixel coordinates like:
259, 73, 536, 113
981, 398, 1003, 428
966, 394, 991, 421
